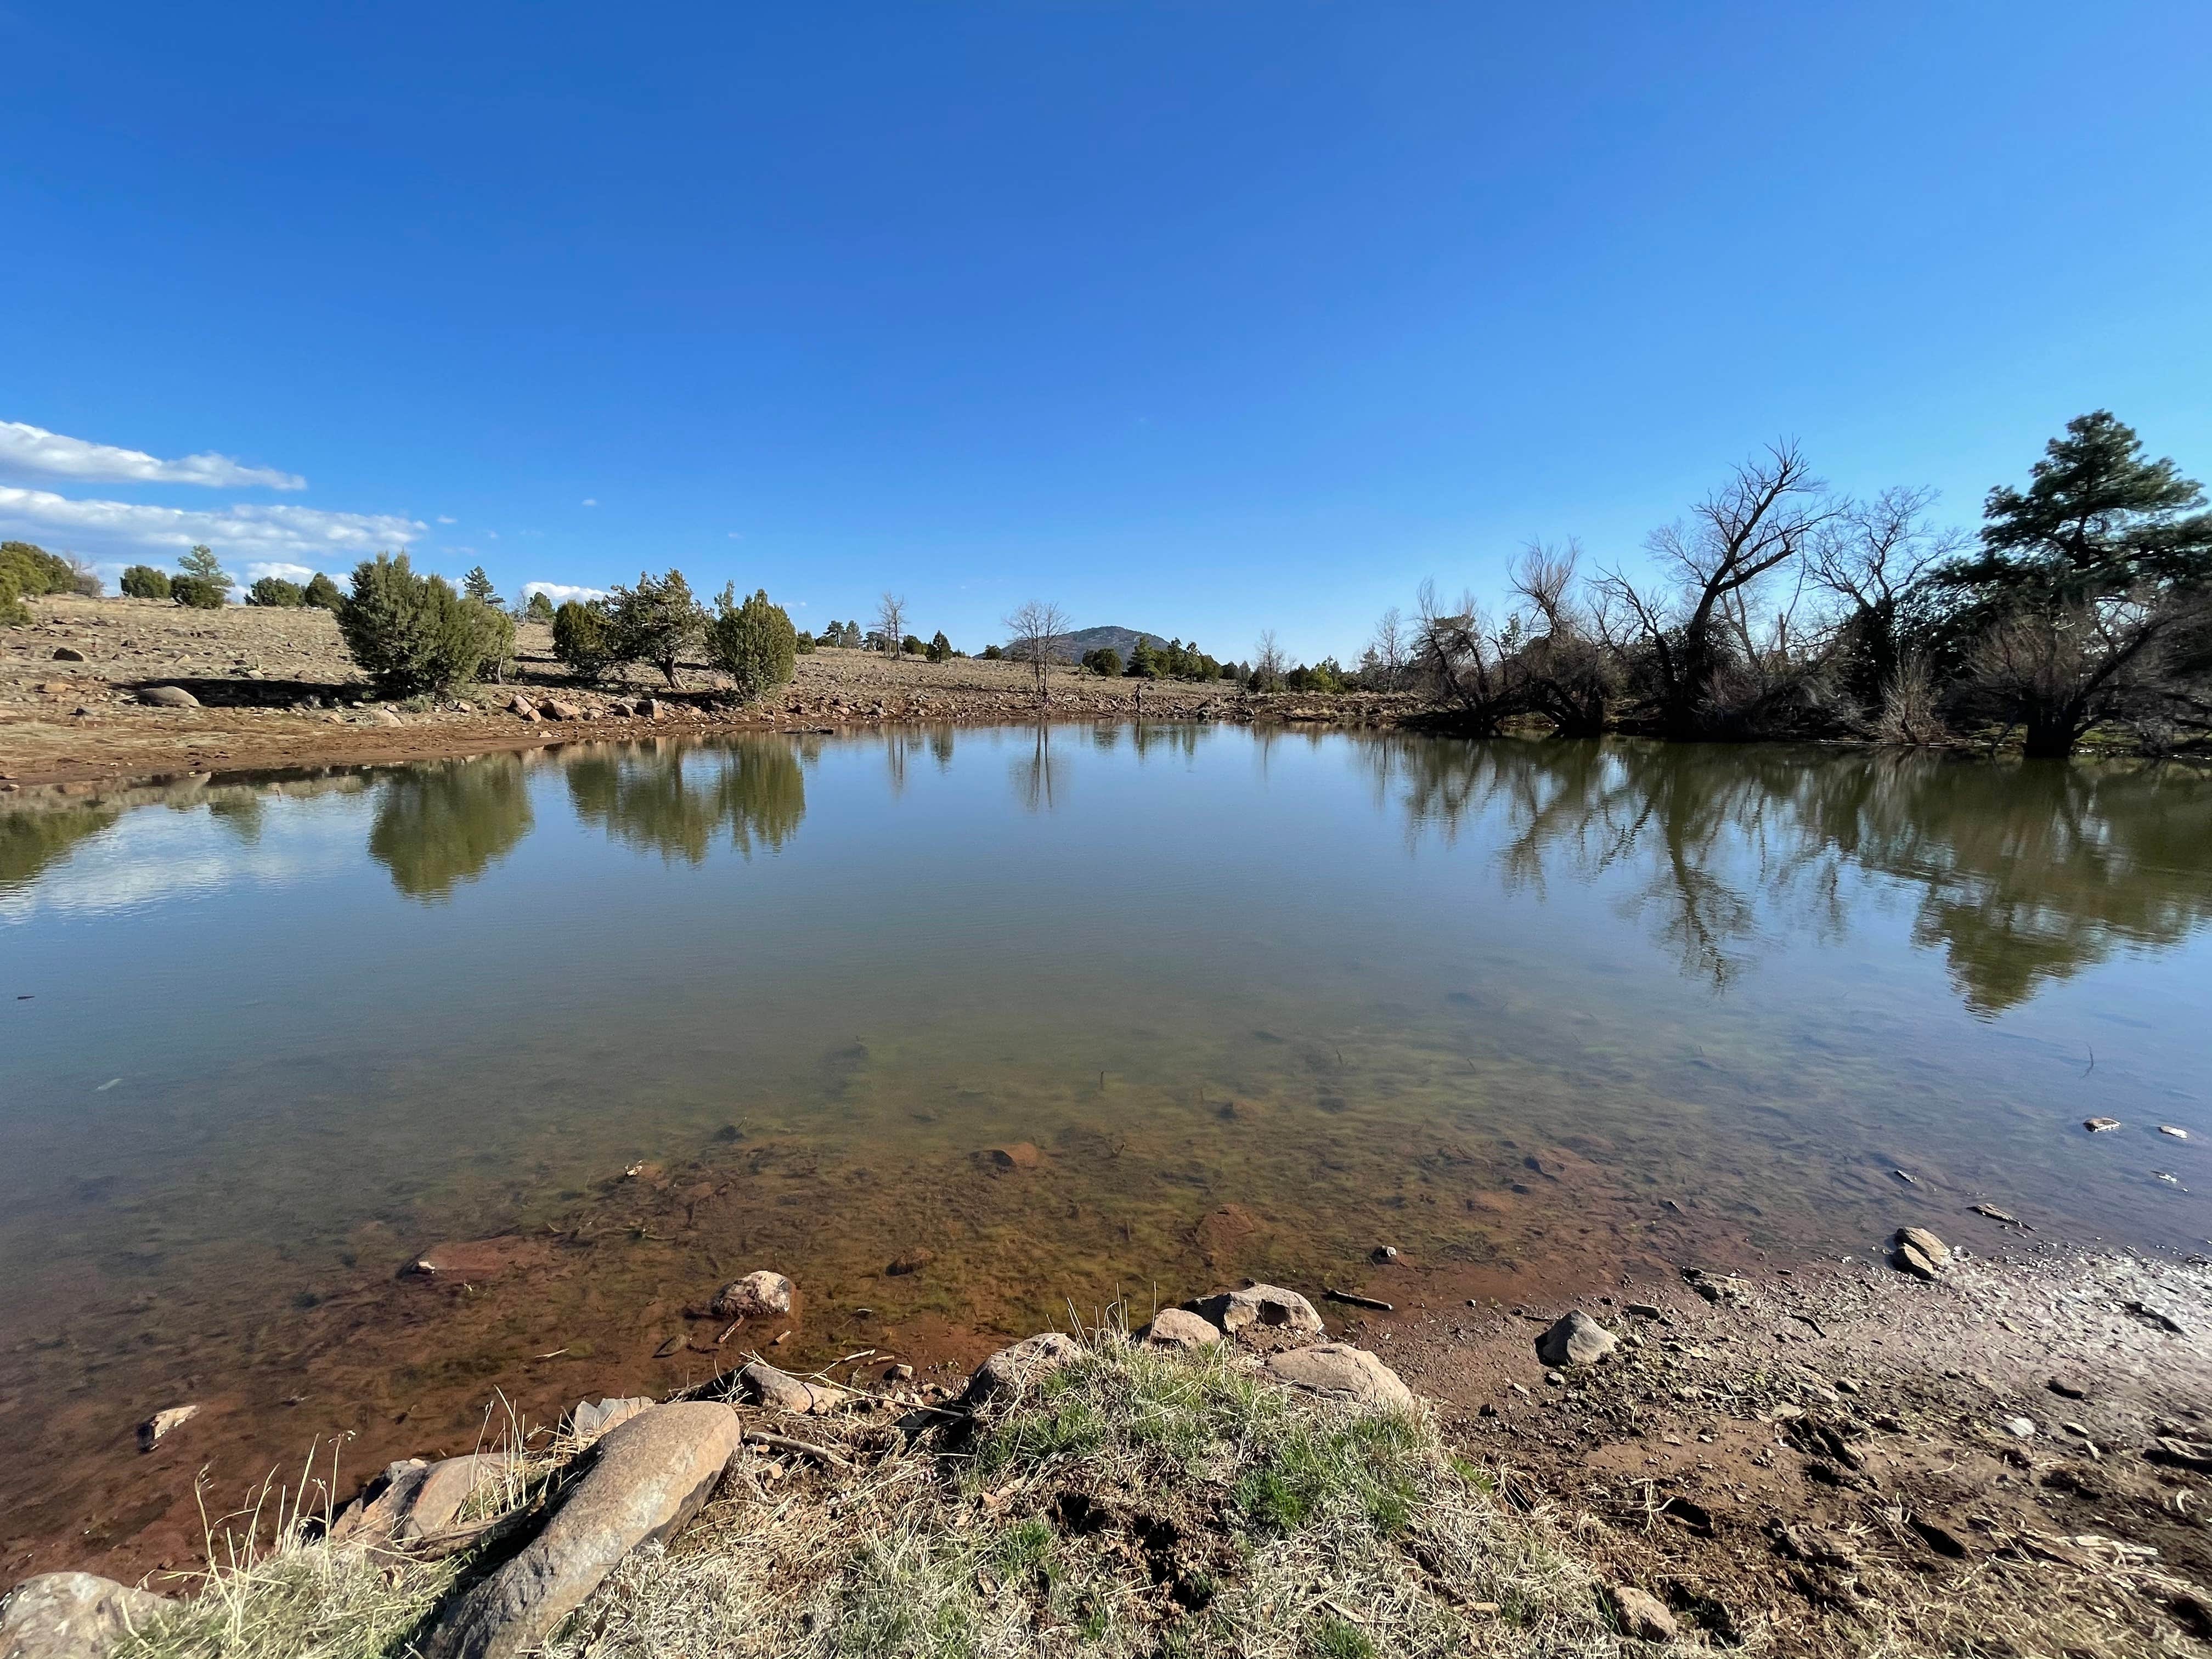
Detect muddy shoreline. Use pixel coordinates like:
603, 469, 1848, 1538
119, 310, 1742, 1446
8, 1085, 2210, 1655
0, 594, 1403, 789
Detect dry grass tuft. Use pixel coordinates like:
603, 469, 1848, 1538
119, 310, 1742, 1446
542, 1325, 1617, 1658
115, 1395, 557, 1659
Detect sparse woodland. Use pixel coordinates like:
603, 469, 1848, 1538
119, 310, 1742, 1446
1376, 413, 2212, 758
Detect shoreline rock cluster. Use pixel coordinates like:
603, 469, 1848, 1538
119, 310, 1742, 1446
0, 1275, 1438, 1659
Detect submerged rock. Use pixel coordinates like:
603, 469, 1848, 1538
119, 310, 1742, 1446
1534, 1311, 1617, 1367
1263, 1343, 1414, 1409
0, 1572, 167, 1659
421, 1403, 742, 1659
136, 1403, 198, 1453
710, 1271, 794, 1321
1135, 1308, 1220, 1351
1190, 1283, 1323, 1338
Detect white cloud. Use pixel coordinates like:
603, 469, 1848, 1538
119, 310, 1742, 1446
727, 531, 743, 540
242, 561, 332, 586
436, 515, 457, 524
0, 420, 305, 490
486, 530, 499, 539
0, 486, 424, 562
523, 580, 608, 605
581, 498, 598, 507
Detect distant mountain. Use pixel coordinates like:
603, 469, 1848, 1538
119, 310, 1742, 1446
1019, 624, 1167, 663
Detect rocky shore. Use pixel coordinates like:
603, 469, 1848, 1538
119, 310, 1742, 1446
0, 596, 1404, 787
6, 1234, 2209, 1658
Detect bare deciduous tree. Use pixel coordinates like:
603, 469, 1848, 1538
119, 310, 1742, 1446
874, 593, 908, 660
1366, 607, 1407, 691
1509, 539, 1618, 738
1808, 486, 1964, 720
1412, 578, 1522, 734
1003, 600, 1070, 704
1595, 441, 1836, 737
1250, 629, 1286, 692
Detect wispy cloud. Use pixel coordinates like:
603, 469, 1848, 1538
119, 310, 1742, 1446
581, 498, 598, 507
0, 420, 305, 490
523, 580, 608, 606
0, 486, 424, 561
436, 515, 457, 524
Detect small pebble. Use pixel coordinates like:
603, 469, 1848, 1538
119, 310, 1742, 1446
1544, 1370, 1565, 1387
2003, 1416, 2036, 1439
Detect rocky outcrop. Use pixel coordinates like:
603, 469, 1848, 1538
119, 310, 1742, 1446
137, 686, 198, 708
1189, 1283, 1322, 1337
0, 1573, 166, 1659
420, 1403, 742, 1659
1262, 1343, 1414, 1409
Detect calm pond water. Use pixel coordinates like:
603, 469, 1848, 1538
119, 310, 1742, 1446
3, 727, 2209, 1566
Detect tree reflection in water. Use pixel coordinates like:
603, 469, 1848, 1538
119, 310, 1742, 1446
0, 801, 123, 889
564, 738, 805, 864
1362, 737, 2212, 1014
1011, 723, 1062, 812
368, 754, 536, 900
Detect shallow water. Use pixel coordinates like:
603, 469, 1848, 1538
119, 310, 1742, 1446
3, 727, 2209, 1567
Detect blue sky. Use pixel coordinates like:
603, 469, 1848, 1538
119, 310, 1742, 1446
4, 3, 2208, 663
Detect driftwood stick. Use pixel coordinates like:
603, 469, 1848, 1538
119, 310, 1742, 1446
1323, 1286, 1393, 1312
743, 1429, 853, 1469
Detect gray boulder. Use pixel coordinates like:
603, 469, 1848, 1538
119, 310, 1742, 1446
421, 1402, 742, 1659
1535, 1311, 1617, 1367
1894, 1227, 1950, 1268
0, 1572, 167, 1659
1190, 1283, 1323, 1337
570, 1397, 653, 1438
962, 1331, 1083, 1407
1136, 1308, 1221, 1350
330, 1453, 501, 1548
138, 686, 199, 708
1607, 1583, 1678, 1642
1263, 1343, 1415, 1410
737, 1362, 848, 1416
